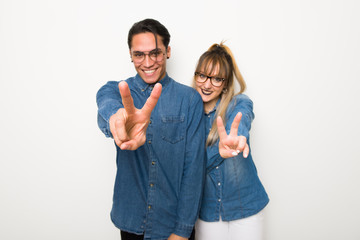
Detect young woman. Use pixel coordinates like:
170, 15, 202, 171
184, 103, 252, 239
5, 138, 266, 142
193, 43, 269, 240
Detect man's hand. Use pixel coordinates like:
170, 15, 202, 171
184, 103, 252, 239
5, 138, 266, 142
109, 81, 162, 150
217, 112, 249, 158
167, 233, 188, 240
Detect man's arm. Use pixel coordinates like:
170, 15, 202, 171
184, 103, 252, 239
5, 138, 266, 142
172, 92, 206, 238
97, 81, 123, 138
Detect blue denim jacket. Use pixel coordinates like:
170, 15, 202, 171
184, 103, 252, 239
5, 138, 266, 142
96, 74, 206, 240
200, 94, 269, 222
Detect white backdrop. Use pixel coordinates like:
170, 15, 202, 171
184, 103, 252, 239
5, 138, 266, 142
1, 0, 360, 239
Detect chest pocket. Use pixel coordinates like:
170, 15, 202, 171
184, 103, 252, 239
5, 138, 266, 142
161, 115, 185, 144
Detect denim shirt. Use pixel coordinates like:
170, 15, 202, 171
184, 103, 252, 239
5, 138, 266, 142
96, 74, 206, 240
200, 94, 269, 222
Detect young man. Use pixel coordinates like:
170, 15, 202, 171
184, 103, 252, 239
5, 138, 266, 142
96, 19, 206, 240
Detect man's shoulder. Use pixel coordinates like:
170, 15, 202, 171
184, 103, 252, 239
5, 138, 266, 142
171, 79, 191, 89
100, 76, 137, 90
169, 78, 199, 96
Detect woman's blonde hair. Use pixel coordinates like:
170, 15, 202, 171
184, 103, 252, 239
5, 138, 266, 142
192, 42, 246, 146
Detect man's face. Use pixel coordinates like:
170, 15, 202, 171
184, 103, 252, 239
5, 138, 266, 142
130, 32, 171, 84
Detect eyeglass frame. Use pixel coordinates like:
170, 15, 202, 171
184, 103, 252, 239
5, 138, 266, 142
130, 48, 166, 63
194, 72, 226, 87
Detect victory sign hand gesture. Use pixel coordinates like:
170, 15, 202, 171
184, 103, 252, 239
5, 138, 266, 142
217, 112, 249, 159
109, 81, 162, 150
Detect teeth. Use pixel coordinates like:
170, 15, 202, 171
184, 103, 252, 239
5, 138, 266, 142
144, 70, 155, 74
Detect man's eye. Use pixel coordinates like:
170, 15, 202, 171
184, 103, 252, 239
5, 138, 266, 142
133, 52, 144, 57
150, 50, 161, 57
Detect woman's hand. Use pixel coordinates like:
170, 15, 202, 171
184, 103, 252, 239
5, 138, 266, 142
217, 112, 249, 158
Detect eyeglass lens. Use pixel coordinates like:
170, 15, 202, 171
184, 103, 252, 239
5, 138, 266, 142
132, 49, 164, 63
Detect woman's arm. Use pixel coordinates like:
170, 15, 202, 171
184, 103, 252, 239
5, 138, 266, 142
206, 94, 254, 171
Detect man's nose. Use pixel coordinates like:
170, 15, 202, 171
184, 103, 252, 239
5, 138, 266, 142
143, 54, 154, 66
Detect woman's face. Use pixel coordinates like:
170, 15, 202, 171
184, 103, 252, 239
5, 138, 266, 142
195, 64, 226, 112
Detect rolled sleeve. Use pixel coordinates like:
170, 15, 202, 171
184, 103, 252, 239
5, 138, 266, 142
173, 221, 195, 238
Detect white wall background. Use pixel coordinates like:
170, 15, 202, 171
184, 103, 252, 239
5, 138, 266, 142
1, 0, 360, 239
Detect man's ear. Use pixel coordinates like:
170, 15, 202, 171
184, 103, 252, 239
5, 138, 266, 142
166, 46, 171, 59
129, 50, 133, 62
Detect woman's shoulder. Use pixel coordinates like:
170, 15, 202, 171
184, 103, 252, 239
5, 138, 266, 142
229, 94, 253, 109
226, 94, 255, 122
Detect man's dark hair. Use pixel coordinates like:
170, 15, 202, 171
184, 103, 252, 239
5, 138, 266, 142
127, 18, 171, 49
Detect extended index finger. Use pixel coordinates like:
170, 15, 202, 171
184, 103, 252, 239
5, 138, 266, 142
141, 83, 162, 116
229, 112, 242, 136
216, 116, 228, 140
119, 81, 135, 114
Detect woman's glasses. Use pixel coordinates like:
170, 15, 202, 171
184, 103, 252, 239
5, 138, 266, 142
195, 72, 225, 87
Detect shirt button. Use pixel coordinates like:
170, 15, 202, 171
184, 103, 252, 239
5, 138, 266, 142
216, 166, 219, 169
208, 115, 211, 118
150, 183, 154, 187
218, 199, 221, 202
149, 120, 152, 124
148, 205, 152, 209
148, 140, 152, 144
218, 182, 221, 186
152, 161, 155, 165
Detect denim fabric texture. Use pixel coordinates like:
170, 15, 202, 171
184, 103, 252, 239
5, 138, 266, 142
96, 74, 206, 240
200, 94, 269, 222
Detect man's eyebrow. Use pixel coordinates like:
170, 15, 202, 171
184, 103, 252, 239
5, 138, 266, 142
132, 48, 161, 53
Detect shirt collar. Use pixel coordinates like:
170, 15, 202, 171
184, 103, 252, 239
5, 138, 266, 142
133, 73, 171, 91
205, 99, 221, 116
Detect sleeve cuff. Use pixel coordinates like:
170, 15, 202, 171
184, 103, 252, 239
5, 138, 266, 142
173, 221, 194, 238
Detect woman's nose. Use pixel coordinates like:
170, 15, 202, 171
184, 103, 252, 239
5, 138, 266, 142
203, 78, 212, 88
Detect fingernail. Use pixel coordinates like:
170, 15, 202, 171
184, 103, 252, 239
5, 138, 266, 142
236, 150, 240, 153
232, 151, 238, 156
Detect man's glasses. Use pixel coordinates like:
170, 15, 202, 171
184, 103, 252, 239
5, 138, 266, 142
194, 72, 225, 87
131, 49, 165, 63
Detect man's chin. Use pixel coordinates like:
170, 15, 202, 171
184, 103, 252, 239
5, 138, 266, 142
140, 73, 161, 84
142, 78, 160, 84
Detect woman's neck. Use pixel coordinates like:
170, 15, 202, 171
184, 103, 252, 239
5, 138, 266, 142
204, 102, 216, 114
